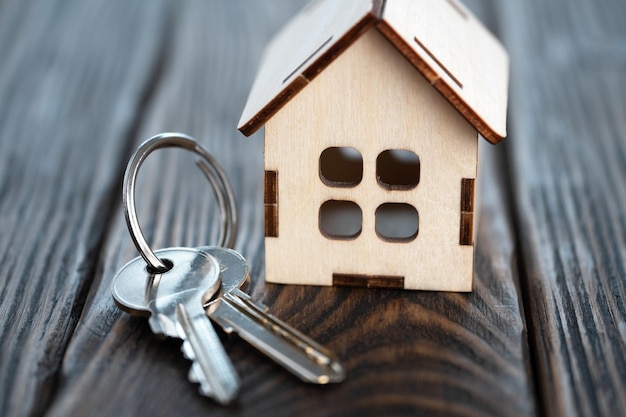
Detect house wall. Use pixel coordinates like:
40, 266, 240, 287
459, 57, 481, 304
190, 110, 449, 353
264, 28, 478, 291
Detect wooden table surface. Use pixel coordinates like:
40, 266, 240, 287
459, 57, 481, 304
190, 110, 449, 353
1, 0, 625, 416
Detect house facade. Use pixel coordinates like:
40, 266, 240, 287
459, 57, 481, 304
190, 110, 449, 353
239, 0, 508, 291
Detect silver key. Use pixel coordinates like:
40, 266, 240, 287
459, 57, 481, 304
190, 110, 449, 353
200, 246, 345, 384
111, 247, 240, 404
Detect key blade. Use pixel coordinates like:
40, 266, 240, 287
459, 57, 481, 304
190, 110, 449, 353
208, 290, 345, 384
176, 303, 240, 404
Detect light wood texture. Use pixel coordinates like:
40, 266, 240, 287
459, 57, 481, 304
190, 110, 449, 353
242, 0, 503, 290
237, 0, 381, 136
239, 0, 508, 143
378, 0, 509, 143
265, 29, 478, 291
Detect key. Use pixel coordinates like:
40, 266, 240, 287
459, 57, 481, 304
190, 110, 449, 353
199, 246, 345, 384
111, 247, 240, 404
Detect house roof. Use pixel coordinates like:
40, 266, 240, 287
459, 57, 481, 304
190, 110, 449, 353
238, 0, 509, 144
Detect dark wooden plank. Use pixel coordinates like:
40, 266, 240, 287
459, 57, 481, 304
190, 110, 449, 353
0, 0, 174, 416
496, 0, 626, 415
42, 1, 536, 417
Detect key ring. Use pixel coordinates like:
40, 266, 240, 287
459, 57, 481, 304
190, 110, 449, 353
123, 132, 238, 272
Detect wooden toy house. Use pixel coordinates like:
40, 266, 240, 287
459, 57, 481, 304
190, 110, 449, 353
238, 0, 509, 291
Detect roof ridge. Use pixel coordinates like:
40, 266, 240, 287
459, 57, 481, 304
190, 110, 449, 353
238, 0, 509, 144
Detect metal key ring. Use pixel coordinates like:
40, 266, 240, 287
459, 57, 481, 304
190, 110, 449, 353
123, 132, 238, 272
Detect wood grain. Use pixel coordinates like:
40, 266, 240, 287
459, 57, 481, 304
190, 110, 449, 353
497, 0, 626, 415
0, 0, 172, 415
237, 0, 381, 136
4, 0, 622, 416
460, 178, 475, 245
264, 170, 278, 237
239, 0, 508, 145
0, 0, 533, 416
332, 273, 405, 289
264, 28, 478, 291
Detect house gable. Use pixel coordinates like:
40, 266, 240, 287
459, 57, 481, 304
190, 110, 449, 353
238, 0, 381, 138
238, 0, 509, 144
378, 0, 509, 144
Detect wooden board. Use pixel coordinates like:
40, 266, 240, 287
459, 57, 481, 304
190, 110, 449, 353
0, 0, 172, 415
497, 0, 626, 415
0, 0, 536, 415
1, 0, 624, 416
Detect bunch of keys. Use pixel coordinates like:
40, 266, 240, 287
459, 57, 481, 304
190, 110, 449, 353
111, 133, 344, 404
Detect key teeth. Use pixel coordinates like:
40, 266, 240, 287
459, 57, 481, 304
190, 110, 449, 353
198, 384, 213, 398
183, 343, 224, 400
188, 355, 238, 404
188, 361, 213, 398
148, 316, 163, 335
190, 362, 237, 404
188, 365, 200, 383
149, 314, 179, 337
183, 345, 215, 398
181, 340, 196, 361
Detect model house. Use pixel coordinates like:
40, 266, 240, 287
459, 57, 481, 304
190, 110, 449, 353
238, 0, 509, 291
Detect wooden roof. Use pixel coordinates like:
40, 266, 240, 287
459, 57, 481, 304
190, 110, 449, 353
238, 0, 509, 144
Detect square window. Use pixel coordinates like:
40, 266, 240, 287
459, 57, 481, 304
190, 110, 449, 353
377, 150, 420, 190
319, 200, 362, 240
375, 203, 419, 242
319, 147, 363, 187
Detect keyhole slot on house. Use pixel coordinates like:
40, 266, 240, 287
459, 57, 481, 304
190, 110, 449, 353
319, 147, 363, 187
375, 203, 419, 242
376, 150, 420, 190
319, 200, 362, 240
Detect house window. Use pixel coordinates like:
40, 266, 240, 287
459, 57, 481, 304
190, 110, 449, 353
319, 200, 362, 240
375, 203, 419, 242
319, 149, 419, 244
376, 150, 420, 190
319, 147, 363, 187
